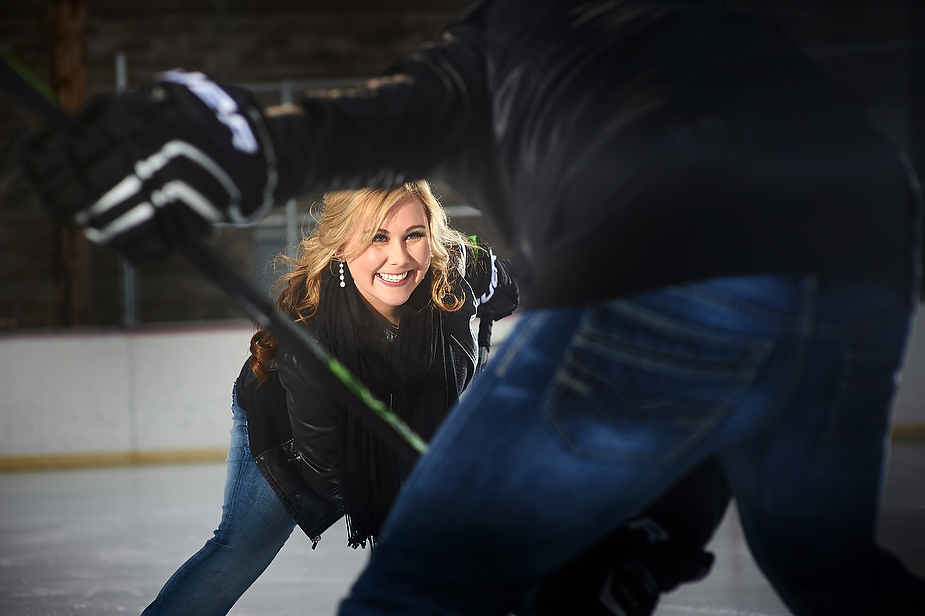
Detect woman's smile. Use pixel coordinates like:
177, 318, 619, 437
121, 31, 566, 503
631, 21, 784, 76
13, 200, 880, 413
377, 271, 411, 284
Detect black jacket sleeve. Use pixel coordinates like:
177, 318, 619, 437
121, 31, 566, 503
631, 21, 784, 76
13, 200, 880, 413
264, 13, 491, 201
276, 346, 345, 504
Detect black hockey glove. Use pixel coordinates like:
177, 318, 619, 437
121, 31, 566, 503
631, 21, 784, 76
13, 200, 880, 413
467, 239, 519, 321
463, 237, 519, 369
22, 70, 278, 261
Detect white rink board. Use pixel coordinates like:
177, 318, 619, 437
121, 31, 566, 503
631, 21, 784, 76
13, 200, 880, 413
0, 324, 253, 457
0, 309, 922, 460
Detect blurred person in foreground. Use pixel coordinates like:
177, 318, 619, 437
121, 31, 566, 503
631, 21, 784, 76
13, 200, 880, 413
23, 0, 925, 614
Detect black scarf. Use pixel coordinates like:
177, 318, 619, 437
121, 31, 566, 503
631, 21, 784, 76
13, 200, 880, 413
316, 264, 461, 547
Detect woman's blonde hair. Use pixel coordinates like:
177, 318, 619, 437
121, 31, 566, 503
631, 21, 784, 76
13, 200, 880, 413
250, 181, 473, 383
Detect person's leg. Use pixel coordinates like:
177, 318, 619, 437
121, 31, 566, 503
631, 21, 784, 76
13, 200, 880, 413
716, 277, 925, 615
339, 278, 798, 616
142, 387, 297, 616
338, 275, 923, 616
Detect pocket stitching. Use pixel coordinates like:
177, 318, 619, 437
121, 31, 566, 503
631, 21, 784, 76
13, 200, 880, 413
542, 320, 774, 464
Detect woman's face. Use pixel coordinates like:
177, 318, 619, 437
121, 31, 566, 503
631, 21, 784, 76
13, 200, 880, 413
344, 196, 432, 324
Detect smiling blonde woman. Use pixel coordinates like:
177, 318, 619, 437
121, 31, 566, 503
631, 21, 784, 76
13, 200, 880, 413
248, 180, 516, 549
141, 181, 519, 616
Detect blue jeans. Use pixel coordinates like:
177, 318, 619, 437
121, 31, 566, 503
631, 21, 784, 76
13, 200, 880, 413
339, 275, 925, 616
142, 386, 297, 616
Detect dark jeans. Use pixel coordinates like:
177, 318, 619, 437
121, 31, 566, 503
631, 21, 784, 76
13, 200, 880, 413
142, 387, 297, 616
340, 275, 924, 616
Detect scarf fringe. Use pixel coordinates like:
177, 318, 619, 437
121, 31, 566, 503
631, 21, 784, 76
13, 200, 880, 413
342, 414, 403, 548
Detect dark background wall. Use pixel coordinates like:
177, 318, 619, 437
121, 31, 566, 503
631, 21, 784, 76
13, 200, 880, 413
1, 0, 923, 330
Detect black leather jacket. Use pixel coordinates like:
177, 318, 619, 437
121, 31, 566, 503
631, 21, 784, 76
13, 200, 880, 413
268, 0, 920, 307
239, 246, 518, 541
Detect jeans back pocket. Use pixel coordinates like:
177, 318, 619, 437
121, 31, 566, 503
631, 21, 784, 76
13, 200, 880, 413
542, 300, 774, 465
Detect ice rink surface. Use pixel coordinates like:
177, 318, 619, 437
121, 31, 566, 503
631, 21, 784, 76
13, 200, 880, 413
1, 442, 923, 616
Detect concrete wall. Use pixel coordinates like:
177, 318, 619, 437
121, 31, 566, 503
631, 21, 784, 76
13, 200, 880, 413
1, 310, 923, 470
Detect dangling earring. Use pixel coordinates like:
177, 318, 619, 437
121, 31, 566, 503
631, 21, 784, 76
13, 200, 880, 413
338, 261, 346, 288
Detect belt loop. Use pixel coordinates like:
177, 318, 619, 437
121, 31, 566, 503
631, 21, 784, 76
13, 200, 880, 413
798, 275, 818, 339
895, 149, 923, 308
